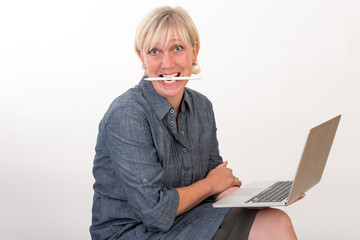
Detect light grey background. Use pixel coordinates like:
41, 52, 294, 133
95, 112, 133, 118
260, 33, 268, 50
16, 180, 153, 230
1, 0, 359, 239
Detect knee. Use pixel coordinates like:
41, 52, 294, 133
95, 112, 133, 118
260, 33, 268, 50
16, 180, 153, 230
249, 208, 297, 240
267, 208, 293, 230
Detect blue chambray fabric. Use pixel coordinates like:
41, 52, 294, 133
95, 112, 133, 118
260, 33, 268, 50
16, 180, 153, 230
90, 76, 230, 240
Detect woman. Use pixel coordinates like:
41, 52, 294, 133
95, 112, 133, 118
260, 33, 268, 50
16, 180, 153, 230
91, 6, 299, 240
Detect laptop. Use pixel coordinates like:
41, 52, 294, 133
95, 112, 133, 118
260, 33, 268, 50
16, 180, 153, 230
213, 115, 341, 208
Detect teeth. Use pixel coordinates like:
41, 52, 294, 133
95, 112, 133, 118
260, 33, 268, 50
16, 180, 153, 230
159, 73, 179, 84
162, 73, 178, 78
164, 80, 176, 84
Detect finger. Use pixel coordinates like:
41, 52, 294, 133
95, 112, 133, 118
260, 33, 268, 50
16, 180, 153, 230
217, 161, 228, 168
298, 193, 306, 200
291, 193, 306, 204
296, 193, 305, 201
234, 179, 242, 187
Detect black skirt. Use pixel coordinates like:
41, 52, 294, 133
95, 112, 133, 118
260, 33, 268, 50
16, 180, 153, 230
212, 208, 258, 240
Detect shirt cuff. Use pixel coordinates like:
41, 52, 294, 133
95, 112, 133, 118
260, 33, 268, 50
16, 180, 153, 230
144, 187, 180, 232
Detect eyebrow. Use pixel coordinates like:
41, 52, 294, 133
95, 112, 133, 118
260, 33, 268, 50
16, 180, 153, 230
164, 38, 183, 44
151, 39, 184, 49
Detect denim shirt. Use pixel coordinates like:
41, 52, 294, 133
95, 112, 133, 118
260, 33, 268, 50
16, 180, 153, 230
90, 77, 230, 239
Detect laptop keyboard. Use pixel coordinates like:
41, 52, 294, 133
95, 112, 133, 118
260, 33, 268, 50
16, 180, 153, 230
245, 181, 293, 203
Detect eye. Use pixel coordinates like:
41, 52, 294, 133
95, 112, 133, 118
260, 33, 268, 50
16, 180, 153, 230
174, 45, 183, 52
148, 48, 159, 55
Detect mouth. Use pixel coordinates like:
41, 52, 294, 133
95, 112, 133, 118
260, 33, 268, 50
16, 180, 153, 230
159, 73, 180, 84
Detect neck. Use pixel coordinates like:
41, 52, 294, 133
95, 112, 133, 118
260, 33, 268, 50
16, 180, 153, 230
167, 98, 181, 113
166, 93, 184, 113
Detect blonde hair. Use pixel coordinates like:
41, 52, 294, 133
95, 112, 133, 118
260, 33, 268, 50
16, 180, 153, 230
134, 6, 200, 74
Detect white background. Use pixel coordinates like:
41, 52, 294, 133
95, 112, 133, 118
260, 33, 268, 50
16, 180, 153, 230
1, 0, 359, 239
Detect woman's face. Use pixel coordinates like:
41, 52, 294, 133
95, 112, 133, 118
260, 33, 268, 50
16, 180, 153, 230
139, 29, 198, 108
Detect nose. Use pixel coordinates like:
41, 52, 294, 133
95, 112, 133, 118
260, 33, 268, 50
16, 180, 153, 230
161, 52, 174, 69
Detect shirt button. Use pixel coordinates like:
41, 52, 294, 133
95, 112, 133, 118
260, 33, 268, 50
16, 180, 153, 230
183, 148, 188, 153
170, 109, 175, 114
180, 131, 185, 135
170, 121, 174, 126
185, 166, 191, 171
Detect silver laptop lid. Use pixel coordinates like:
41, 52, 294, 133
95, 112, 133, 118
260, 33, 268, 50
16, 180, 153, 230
287, 115, 341, 204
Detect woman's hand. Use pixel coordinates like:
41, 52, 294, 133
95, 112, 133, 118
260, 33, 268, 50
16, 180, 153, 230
290, 193, 306, 205
204, 161, 242, 196
175, 161, 241, 216
215, 186, 240, 201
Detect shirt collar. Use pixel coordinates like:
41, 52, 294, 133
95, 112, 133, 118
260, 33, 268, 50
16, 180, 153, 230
182, 88, 192, 113
138, 75, 192, 119
138, 75, 174, 120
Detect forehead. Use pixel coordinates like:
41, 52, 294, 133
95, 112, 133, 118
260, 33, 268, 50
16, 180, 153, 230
154, 31, 182, 47
145, 26, 191, 51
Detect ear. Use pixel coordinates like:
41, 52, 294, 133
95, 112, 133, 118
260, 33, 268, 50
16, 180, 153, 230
192, 41, 200, 63
137, 49, 147, 69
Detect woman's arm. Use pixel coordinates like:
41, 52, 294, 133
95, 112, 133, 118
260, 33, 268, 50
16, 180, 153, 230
175, 161, 241, 216
174, 99, 241, 216
106, 107, 180, 232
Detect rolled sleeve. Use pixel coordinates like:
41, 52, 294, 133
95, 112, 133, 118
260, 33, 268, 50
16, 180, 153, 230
105, 105, 179, 232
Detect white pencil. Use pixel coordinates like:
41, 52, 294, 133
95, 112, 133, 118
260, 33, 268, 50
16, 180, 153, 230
144, 76, 202, 81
